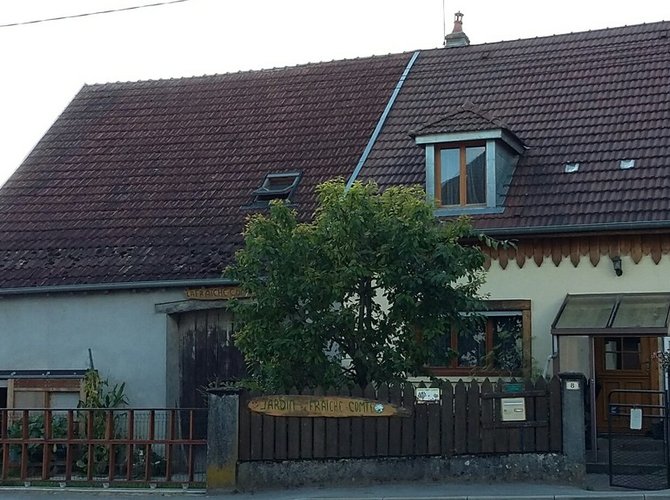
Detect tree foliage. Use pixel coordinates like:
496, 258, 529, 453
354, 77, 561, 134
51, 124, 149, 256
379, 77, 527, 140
226, 180, 486, 391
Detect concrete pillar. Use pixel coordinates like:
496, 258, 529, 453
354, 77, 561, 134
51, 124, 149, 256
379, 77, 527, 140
559, 372, 586, 464
206, 388, 241, 492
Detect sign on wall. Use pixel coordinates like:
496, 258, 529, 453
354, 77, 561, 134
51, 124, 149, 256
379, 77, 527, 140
415, 387, 441, 403
185, 286, 250, 301
248, 395, 411, 418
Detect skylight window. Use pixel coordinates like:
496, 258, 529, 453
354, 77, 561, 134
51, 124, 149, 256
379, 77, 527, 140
564, 162, 580, 173
253, 172, 301, 204
619, 159, 635, 170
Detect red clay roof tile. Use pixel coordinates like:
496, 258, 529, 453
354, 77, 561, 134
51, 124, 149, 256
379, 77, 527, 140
3, 21, 670, 289
358, 21, 670, 233
0, 54, 412, 288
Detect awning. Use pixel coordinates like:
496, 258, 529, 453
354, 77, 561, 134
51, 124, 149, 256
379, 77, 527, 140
551, 293, 670, 336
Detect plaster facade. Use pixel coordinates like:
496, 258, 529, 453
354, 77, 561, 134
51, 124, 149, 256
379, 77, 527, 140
480, 254, 670, 377
0, 288, 184, 407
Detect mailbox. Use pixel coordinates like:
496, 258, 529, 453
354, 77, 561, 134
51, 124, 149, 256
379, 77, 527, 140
501, 397, 526, 421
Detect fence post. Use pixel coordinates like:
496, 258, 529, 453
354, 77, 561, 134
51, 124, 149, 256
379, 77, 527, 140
558, 372, 586, 464
207, 388, 241, 492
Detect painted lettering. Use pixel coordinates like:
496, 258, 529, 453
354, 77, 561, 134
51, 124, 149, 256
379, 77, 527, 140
249, 395, 406, 417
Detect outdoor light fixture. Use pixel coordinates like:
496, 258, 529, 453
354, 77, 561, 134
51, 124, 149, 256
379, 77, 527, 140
611, 255, 623, 277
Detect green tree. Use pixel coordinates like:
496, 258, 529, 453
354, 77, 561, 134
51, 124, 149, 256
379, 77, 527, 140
226, 180, 486, 391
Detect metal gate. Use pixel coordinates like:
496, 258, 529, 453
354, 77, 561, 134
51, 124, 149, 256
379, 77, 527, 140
608, 389, 669, 490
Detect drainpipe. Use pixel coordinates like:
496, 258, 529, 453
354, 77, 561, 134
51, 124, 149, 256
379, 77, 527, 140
542, 352, 557, 379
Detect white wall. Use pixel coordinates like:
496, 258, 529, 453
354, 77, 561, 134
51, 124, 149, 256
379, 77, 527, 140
3, 254, 666, 402
480, 254, 670, 376
0, 288, 184, 407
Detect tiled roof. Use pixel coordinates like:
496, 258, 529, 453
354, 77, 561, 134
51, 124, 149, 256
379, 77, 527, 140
410, 102, 509, 136
3, 21, 670, 290
359, 21, 670, 232
0, 54, 411, 288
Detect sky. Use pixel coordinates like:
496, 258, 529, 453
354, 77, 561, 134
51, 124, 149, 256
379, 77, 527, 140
0, 0, 668, 187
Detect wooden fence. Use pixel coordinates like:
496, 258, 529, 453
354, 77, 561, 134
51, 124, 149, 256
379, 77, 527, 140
238, 377, 562, 461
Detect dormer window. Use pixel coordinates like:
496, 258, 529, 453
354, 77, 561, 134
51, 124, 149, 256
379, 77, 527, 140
412, 104, 525, 215
253, 172, 301, 204
437, 143, 486, 206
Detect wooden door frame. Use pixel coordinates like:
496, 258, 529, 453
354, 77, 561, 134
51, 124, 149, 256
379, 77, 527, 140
592, 335, 661, 435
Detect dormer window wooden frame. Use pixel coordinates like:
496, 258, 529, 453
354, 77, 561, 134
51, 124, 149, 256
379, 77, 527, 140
435, 141, 487, 207
416, 130, 524, 216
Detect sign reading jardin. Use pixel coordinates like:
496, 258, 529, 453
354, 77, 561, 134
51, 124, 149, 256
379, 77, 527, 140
248, 395, 411, 418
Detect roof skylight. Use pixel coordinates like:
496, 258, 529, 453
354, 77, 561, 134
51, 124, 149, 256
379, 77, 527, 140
619, 159, 635, 170
564, 162, 580, 173
253, 172, 301, 204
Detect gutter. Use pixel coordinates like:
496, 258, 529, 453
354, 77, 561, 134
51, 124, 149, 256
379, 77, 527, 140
346, 50, 420, 190
0, 278, 236, 297
477, 219, 670, 237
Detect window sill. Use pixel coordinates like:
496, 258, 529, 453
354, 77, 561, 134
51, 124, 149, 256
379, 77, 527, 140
434, 206, 505, 217
428, 366, 522, 378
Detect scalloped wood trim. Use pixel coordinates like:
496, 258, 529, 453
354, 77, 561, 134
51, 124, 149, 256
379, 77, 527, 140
481, 234, 670, 268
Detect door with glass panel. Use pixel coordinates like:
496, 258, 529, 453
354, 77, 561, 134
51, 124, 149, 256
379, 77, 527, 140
552, 293, 670, 434
594, 336, 659, 433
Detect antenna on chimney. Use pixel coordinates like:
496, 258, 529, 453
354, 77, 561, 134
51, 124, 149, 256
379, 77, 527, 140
444, 11, 470, 48
442, 0, 446, 42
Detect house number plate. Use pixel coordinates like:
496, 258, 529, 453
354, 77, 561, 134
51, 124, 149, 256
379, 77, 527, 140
566, 381, 580, 390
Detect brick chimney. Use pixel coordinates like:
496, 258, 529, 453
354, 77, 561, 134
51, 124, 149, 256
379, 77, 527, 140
444, 11, 470, 48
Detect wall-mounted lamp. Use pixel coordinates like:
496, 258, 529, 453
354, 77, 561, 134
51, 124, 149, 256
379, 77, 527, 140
611, 255, 623, 277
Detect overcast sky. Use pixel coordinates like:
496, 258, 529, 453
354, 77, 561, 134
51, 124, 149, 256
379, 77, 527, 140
0, 0, 668, 186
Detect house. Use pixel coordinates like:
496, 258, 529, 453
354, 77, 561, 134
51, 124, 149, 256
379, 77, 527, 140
354, 18, 670, 439
0, 54, 413, 409
1, 17, 669, 446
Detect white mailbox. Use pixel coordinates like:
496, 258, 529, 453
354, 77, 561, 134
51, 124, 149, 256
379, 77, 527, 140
501, 397, 526, 421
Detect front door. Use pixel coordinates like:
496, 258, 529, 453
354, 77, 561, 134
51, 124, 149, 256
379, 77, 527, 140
594, 336, 660, 433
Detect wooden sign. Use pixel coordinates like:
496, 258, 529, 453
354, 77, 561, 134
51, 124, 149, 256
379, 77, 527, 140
248, 395, 411, 418
185, 286, 249, 301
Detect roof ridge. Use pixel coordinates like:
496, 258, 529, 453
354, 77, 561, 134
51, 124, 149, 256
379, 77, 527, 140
82, 21, 670, 91
458, 101, 508, 128
410, 102, 508, 137
457, 19, 668, 50
82, 51, 415, 89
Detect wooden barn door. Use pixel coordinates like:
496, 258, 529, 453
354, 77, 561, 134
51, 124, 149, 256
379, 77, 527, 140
177, 308, 246, 409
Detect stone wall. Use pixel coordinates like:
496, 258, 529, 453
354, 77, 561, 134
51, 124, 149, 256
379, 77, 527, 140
236, 454, 585, 491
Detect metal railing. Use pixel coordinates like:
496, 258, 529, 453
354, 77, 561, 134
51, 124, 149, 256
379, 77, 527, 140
608, 389, 668, 490
0, 408, 207, 487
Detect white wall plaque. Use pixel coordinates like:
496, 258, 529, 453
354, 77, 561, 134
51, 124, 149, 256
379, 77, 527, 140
415, 387, 440, 403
